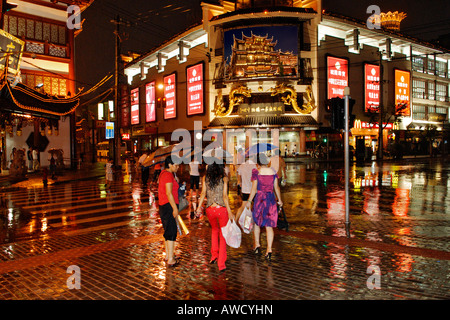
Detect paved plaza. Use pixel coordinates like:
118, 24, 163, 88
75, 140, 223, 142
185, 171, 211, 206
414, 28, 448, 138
0, 159, 449, 311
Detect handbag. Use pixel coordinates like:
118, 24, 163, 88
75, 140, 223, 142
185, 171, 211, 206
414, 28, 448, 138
277, 206, 289, 231
221, 219, 241, 248
178, 196, 189, 211
238, 207, 254, 234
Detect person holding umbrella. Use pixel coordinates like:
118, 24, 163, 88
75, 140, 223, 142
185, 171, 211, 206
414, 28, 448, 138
245, 153, 283, 261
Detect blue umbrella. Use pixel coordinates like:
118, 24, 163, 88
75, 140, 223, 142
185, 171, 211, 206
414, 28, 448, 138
246, 143, 279, 156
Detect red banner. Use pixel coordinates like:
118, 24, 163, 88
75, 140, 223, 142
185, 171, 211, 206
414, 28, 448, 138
395, 69, 410, 116
327, 56, 348, 99
187, 63, 203, 115
119, 84, 130, 128
164, 73, 176, 119
145, 81, 156, 122
130, 87, 139, 125
364, 63, 380, 113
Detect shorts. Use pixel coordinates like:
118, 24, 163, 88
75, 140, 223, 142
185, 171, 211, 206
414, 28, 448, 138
159, 203, 178, 241
241, 193, 250, 201
190, 175, 200, 189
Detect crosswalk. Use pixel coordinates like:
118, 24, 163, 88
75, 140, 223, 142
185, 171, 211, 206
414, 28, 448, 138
3, 179, 158, 239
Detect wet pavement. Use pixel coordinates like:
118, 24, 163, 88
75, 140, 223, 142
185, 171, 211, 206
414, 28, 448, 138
0, 157, 449, 303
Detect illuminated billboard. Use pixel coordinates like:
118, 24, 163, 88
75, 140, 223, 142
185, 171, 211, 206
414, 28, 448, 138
106, 122, 114, 139
187, 63, 204, 116
223, 25, 298, 81
394, 69, 410, 116
145, 81, 156, 122
164, 73, 176, 119
364, 63, 380, 113
327, 56, 348, 99
130, 87, 139, 125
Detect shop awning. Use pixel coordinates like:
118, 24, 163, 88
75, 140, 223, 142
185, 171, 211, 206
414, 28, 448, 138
208, 115, 319, 128
0, 80, 79, 119
407, 122, 440, 130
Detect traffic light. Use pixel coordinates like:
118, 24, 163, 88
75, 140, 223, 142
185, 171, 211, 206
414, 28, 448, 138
157, 97, 167, 108
348, 98, 356, 129
330, 97, 344, 130
325, 99, 332, 113
330, 97, 356, 130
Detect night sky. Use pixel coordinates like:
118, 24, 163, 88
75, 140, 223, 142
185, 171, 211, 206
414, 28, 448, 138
75, 0, 449, 100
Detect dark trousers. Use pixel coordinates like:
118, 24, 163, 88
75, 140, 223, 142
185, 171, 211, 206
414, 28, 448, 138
142, 166, 150, 185
159, 203, 178, 241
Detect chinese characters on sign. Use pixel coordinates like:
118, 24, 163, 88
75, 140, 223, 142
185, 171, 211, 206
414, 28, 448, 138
145, 81, 156, 122
120, 84, 130, 127
394, 69, 410, 116
130, 88, 139, 125
0, 29, 24, 76
364, 63, 380, 113
164, 73, 176, 119
187, 63, 203, 115
327, 56, 348, 99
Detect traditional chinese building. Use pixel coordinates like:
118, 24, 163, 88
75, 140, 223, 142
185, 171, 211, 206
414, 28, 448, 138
0, 0, 92, 170
123, 0, 450, 159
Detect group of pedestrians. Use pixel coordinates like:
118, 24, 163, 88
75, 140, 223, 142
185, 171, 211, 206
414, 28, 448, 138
156, 150, 285, 271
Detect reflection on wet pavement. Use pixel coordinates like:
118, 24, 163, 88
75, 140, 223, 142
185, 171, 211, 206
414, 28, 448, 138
0, 158, 449, 299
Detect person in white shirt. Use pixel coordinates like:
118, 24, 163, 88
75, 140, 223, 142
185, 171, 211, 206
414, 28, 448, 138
188, 160, 200, 193
236, 155, 257, 221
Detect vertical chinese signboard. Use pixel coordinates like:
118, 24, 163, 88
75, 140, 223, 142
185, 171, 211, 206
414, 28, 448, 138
187, 63, 204, 116
119, 84, 130, 128
164, 73, 176, 119
0, 29, 24, 77
130, 87, 139, 125
145, 81, 156, 122
327, 56, 348, 99
394, 69, 410, 116
364, 63, 380, 113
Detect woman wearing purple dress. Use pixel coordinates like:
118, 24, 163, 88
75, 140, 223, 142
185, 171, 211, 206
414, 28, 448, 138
245, 153, 283, 260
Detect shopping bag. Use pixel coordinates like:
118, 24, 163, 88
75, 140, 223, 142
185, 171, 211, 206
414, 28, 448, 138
221, 220, 241, 248
238, 207, 254, 234
178, 196, 189, 211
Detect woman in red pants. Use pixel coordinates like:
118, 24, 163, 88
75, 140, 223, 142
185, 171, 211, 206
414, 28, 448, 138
197, 162, 234, 271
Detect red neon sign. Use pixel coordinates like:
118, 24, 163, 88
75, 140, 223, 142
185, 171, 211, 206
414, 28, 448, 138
327, 56, 348, 99
145, 81, 156, 122
187, 63, 203, 115
364, 63, 380, 113
130, 87, 139, 125
164, 73, 176, 119
121, 133, 130, 140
